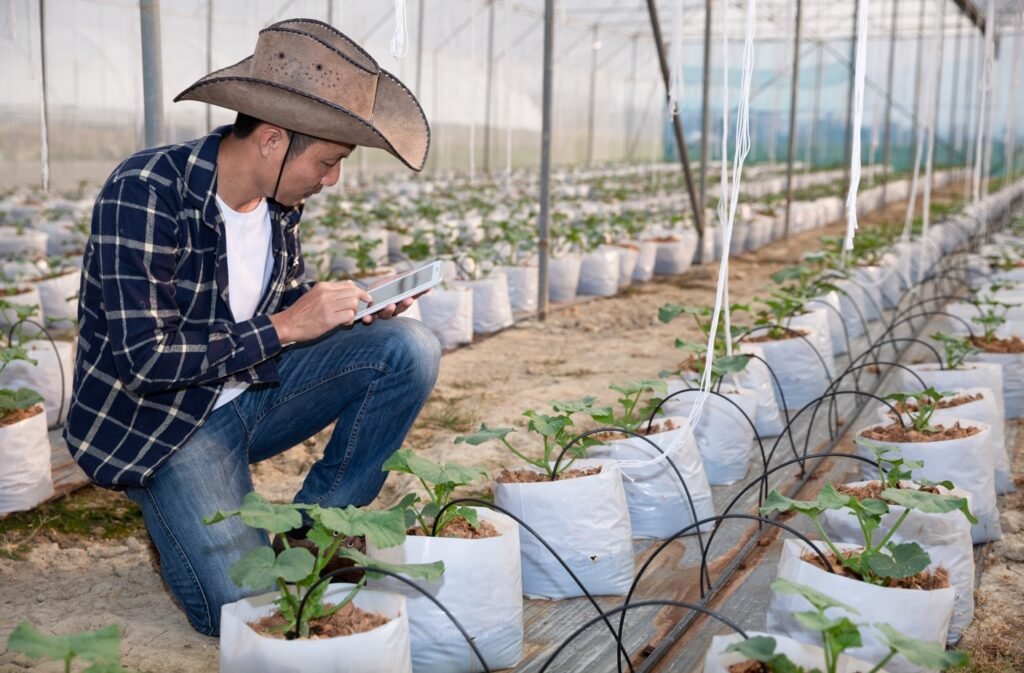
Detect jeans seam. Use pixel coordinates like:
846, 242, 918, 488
140, 488, 212, 633
251, 363, 389, 427
310, 376, 380, 505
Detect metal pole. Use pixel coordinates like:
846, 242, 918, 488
537, 0, 554, 320
205, 0, 213, 132
881, 0, 898, 201
140, 0, 165, 148
922, 0, 945, 232
843, 0, 860, 187
646, 0, 705, 257
586, 25, 599, 166
37, 0, 50, 193
627, 33, 638, 161
808, 42, 822, 170
783, 0, 803, 238
415, 0, 425, 94
948, 25, 962, 166
483, 0, 496, 173
699, 0, 712, 213
910, 0, 926, 171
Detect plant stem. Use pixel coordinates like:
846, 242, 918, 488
875, 508, 911, 550
867, 650, 896, 673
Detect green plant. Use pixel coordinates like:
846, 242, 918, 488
455, 397, 605, 479
0, 345, 44, 423
726, 578, 968, 673
771, 264, 838, 301
0, 300, 41, 342
967, 297, 1009, 341
929, 333, 982, 370
669, 339, 751, 385
335, 232, 383, 277
883, 387, 954, 434
752, 292, 806, 340
760, 475, 975, 587
382, 449, 488, 535
205, 492, 443, 638
589, 379, 667, 432
6, 622, 128, 673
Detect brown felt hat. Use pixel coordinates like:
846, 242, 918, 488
174, 18, 430, 171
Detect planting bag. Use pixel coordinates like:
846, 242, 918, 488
703, 633, 890, 673
493, 459, 634, 599
833, 279, 868, 341
734, 344, 786, 437
968, 350, 1024, 419
808, 290, 847, 355
901, 363, 1005, 419
455, 273, 513, 334
631, 241, 657, 282
499, 265, 538, 313
615, 244, 639, 288
588, 416, 715, 538
786, 308, 836, 378
767, 539, 955, 673
820, 481, 976, 643
744, 328, 830, 411
662, 385, 759, 486
219, 585, 411, 673
368, 509, 523, 673
577, 247, 621, 296
0, 339, 74, 427
882, 384, 1012, 495
0, 408, 53, 515
649, 231, 697, 275
855, 420, 1001, 543
34, 270, 79, 329
417, 286, 474, 350
547, 254, 582, 302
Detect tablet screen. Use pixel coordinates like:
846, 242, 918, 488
357, 264, 438, 315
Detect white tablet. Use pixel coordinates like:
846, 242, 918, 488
354, 260, 444, 320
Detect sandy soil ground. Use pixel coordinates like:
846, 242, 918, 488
2, 190, 1019, 673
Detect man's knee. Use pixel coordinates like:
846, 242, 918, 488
386, 317, 441, 388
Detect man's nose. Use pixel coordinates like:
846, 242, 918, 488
322, 160, 342, 187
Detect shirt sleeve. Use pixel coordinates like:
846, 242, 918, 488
97, 178, 283, 395
279, 217, 315, 309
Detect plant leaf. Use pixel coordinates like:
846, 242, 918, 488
228, 545, 316, 590
875, 623, 969, 669
203, 492, 305, 534
867, 542, 931, 579
338, 547, 445, 581
315, 506, 407, 549
7, 622, 122, 665
454, 423, 514, 445
880, 488, 978, 524
771, 577, 860, 615
382, 449, 488, 488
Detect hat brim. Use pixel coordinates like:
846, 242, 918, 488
174, 57, 430, 171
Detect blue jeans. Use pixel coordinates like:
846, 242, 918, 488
125, 317, 440, 636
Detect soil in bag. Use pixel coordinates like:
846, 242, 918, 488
800, 550, 951, 591
496, 466, 602, 483
970, 335, 1024, 354
0, 405, 43, 428
889, 393, 984, 413
590, 418, 678, 442
860, 422, 981, 444
742, 328, 809, 344
408, 517, 501, 539
251, 602, 390, 639
836, 481, 940, 501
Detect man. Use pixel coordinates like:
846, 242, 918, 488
64, 19, 440, 636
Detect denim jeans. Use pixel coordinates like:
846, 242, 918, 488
125, 317, 440, 636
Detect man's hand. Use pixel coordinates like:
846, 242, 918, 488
269, 280, 372, 344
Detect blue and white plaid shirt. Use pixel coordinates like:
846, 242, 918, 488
65, 126, 311, 488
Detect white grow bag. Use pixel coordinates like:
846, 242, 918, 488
0, 339, 74, 427
499, 265, 538, 314
968, 348, 1024, 420
743, 328, 830, 411
785, 308, 836, 378
369, 509, 523, 673
33, 270, 79, 329
808, 290, 847, 356
219, 585, 412, 673
588, 416, 715, 539
577, 247, 621, 297
854, 420, 1000, 543
703, 632, 891, 673
631, 241, 658, 282
0, 406, 53, 515
650, 232, 697, 275
734, 344, 786, 437
767, 539, 955, 673
614, 244, 639, 288
455, 273, 513, 335
417, 286, 474, 350
820, 481, 976, 644
493, 459, 633, 599
547, 253, 582, 303
662, 383, 759, 486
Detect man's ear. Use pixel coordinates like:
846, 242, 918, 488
257, 124, 288, 159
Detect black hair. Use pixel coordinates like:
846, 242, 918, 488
232, 112, 320, 160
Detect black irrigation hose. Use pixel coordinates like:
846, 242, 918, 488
5, 317, 67, 428
885, 310, 978, 342
430, 497, 639, 673
290, 565, 492, 672
844, 337, 943, 372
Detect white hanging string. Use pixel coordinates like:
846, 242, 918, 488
390, 0, 409, 58
920, 0, 945, 237
686, 0, 757, 432
842, 0, 869, 257
963, 33, 980, 202
469, 0, 478, 180
1006, 11, 1023, 180
503, 0, 512, 185
972, 0, 995, 203
667, 0, 685, 115
981, 28, 997, 198
717, 0, 731, 357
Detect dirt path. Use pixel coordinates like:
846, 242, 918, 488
0, 189, 979, 673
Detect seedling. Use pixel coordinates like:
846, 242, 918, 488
205, 492, 443, 639
669, 339, 750, 386
883, 387, 954, 434
382, 449, 488, 535
760, 475, 975, 586
589, 379, 668, 432
967, 296, 1010, 341
335, 232, 383, 278
929, 332, 981, 370
726, 578, 968, 673
0, 300, 42, 342
0, 346, 44, 424
455, 397, 605, 479
752, 292, 806, 340
6, 622, 128, 673
771, 264, 838, 301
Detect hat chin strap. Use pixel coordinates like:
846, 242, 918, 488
271, 130, 294, 204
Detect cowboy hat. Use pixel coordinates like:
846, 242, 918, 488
174, 18, 430, 171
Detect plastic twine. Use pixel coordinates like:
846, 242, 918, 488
667, 0, 685, 116
390, 0, 409, 58
469, 0, 477, 180
972, 0, 995, 203
842, 0, 869, 261
920, 0, 946, 238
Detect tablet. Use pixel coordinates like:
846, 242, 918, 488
354, 260, 444, 320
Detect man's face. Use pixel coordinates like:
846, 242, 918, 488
274, 138, 354, 206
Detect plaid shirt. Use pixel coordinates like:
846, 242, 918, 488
65, 126, 311, 488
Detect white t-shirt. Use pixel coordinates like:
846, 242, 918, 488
212, 194, 274, 410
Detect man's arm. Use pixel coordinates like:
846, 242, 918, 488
97, 179, 282, 395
